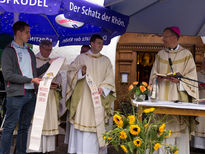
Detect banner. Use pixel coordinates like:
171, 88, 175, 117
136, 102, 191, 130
63, 0, 129, 33
59, 32, 112, 46
0, 0, 60, 15
0, 0, 129, 46
29, 35, 58, 47
28, 57, 65, 151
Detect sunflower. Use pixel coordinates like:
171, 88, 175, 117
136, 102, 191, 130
173, 150, 179, 154
154, 143, 161, 151
128, 115, 136, 125
120, 145, 128, 153
107, 137, 112, 140
133, 81, 139, 85
159, 123, 166, 135
120, 131, 127, 139
143, 108, 155, 113
113, 114, 122, 124
140, 86, 146, 93
117, 119, 123, 128
142, 81, 148, 87
133, 138, 142, 147
130, 125, 141, 135
128, 84, 134, 91
165, 130, 171, 138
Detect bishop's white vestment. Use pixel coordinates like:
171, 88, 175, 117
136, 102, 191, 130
149, 45, 199, 154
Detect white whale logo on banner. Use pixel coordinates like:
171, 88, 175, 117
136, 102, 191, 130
55, 14, 84, 28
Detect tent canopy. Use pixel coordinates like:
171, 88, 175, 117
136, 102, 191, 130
106, 0, 205, 36
0, 0, 129, 46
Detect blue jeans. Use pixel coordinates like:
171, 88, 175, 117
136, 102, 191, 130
0, 91, 36, 154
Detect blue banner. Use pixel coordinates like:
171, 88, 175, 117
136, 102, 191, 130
28, 35, 58, 46
63, 0, 129, 33
28, 33, 112, 47
0, 0, 129, 46
59, 33, 112, 46
0, 0, 61, 15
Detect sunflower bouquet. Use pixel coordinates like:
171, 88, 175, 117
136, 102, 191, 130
128, 81, 151, 101
103, 108, 178, 154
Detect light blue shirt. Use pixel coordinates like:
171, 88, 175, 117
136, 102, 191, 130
11, 41, 34, 89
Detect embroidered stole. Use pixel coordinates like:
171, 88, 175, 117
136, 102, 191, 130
86, 73, 105, 147
28, 57, 65, 151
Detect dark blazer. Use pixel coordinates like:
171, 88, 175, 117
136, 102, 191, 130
1, 44, 50, 96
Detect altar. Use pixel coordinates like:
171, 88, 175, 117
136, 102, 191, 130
132, 100, 205, 120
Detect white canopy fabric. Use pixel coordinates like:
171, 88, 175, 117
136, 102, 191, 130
105, 0, 205, 36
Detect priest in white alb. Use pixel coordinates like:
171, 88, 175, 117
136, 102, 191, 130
149, 26, 199, 154
27, 40, 61, 153
65, 34, 116, 154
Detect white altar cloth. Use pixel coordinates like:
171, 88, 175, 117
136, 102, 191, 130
132, 100, 205, 111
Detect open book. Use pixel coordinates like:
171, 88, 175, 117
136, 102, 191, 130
50, 82, 59, 89
156, 72, 181, 79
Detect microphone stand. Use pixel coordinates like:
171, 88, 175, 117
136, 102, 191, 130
174, 74, 205, 85
168, 57, 205, 88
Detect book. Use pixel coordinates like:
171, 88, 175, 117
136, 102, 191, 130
51, 82, 58, 86
50, 82, 59, 89
156, 72, 181, 79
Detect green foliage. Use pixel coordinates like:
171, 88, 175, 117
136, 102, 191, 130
103, 108, 179, 154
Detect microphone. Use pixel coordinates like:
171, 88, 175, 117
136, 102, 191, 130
168, 58, 181, 79
168, 58, 174, 73
173, 72, 182, 79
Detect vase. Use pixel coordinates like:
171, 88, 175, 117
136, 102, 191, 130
134, 94, 146, 102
